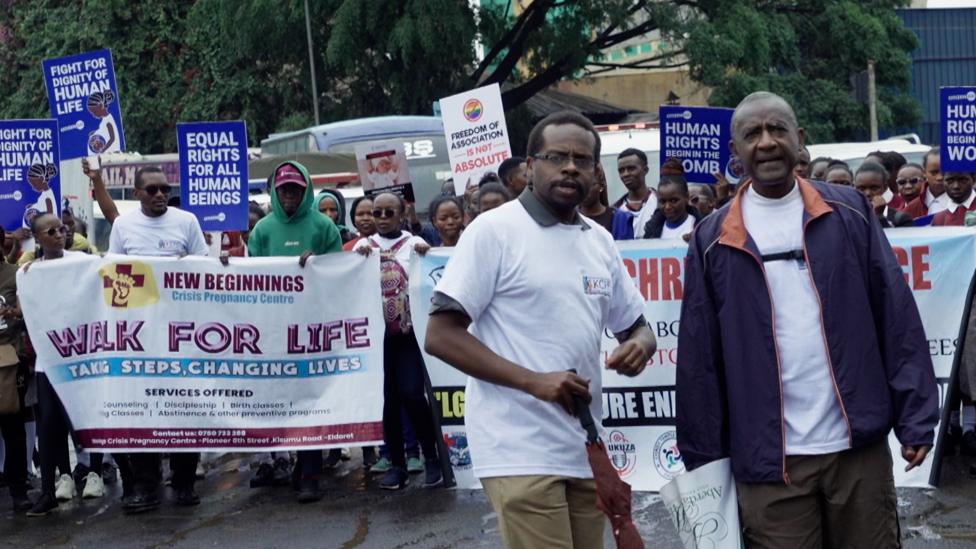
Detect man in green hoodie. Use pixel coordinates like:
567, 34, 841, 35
247, 161, 342, 503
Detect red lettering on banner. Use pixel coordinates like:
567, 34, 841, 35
623, 258, 684, 301
892, 245, 932, 291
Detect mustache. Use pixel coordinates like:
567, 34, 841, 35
555, 179, 583, 193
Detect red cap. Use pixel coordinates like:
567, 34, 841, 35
274, 164, 307, 188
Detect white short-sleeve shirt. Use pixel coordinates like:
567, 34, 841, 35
433, 192, 645, 479
109, 207, 209, 257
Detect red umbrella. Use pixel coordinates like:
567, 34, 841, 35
576, 395, 645, 549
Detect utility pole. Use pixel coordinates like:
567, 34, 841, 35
304, 0, 321, 126
868, 60, 878, 141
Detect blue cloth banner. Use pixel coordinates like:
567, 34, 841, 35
0, 119, 61, 231
177, 121, 249, 231
659, 106, 734, 185
940, 86, 976, 172
42, 49, 126, 160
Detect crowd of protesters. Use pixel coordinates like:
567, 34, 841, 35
0, 97, 972, 549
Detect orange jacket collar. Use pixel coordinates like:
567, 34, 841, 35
719, 177, 833, 250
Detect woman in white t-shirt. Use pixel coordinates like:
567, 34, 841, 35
354, 192, 443, 491
86, 91, 121, 155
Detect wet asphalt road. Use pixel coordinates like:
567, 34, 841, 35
2, 453, 974, 548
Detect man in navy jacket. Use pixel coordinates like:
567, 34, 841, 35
677, 91, 938, 547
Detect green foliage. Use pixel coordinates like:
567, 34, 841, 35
0, 0, 922, 151
0, 1, 194, 152
325, 0, 477, 116
683, 0, 920, 142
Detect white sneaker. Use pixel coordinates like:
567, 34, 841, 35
55, 474, 76, 501
82, 472, 105, 499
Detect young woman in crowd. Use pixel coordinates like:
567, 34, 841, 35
342, 196, 376, 251
354, 193, 442, 490
22, 213, 106, 516
475, 183, 512, 215
315, 190, 355, 243
428, 196, 463, 247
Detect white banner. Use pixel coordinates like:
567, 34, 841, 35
18, 252, 386, 452
412, 228, 976, 490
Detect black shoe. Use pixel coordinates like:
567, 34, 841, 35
272, 457, 292, 487
250, 462, 274, 488
962, 430, 976, 456
122, 492, 160, 514
378, 467, 409, 490
26, 493, 57, 517
296, 477, 322, 503
12, 494, 32, 512
73, 463, 91, 494
175, 488, 200, 506
423, 459, 443, 488
323, 450, 342, 470
101, 462, 118, 485
362, 447, 378, 470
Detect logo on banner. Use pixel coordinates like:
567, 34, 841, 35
428, 265, 445, 286
948, 91, 976, 101
653, 430, 685, 480
606, 430, 637, 478
99, 262, 160, 308
444, 432, 471, 468
463, 99, 484, 122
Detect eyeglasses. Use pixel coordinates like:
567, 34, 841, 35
533, 152, 596, 170
895, 177, 923, 186
143, 184, 172, 196
37, 225, 67, 237
372, 208, 398, 219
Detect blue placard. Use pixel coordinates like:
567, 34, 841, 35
659, 105, 734, 185
0, 120, 61, 231
177, 121, 249, 231
940, 87, 976, 173
42, 49, 126, 161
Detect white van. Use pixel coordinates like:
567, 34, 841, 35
807, 135, 932, 173
597, 123, 661, 204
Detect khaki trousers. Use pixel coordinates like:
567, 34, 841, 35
736, 439, 900, 549
482, 475, 605, 549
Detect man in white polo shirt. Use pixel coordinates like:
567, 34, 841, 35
108, 166, 208, 514
425, 111, 655, 549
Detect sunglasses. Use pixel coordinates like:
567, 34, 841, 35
372, 208, 398, 219
895, 177, 923, 186
37, 225, 67, 237
144, 184, 172, 196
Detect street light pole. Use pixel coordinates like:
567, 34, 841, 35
304, 0, 321, 126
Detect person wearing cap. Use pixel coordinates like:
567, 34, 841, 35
246, 161, 342, 503
107, 166, 209, 514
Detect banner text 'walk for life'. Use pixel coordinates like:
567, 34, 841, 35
18, 253, 385, 452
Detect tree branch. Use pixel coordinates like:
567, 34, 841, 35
583, 60, 689, 77
586, 50, 685, 69
473, 0, 555, 85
